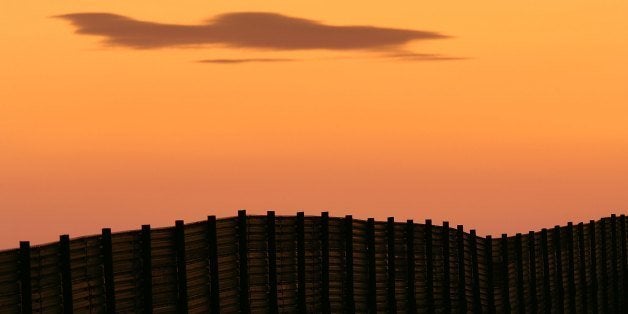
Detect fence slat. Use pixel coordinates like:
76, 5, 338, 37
442, 221, 451, 314
267, 211, 278, 314
386, 217, 397, 314
344, 215, 355, 313
141, 225, 153, 313
500, 234, 510, 313
515, 233, 525, 314
566, 223, 576, 314
620, 215, 627, 313
358, 218, 377, 313
485, 235, 495, 314
60, 235, 73, 314
19, 241, 32, 314
599, 219, 609, 313
406, 220, 416, 313
320, 212, 330, 314
207, 216, 220, 313
237, 210, 250, 314
296, 212, 306, 313
527, 231, 538, 314
541, 228, 551, 313
470, 230, 481, 314
610, 214, 619, 313
588, 221, 598, 313
576, 223, 588, 313
425, 220, 435, 314
552, 226, 564, 314
456, 225, 466, 314
101, 229, 115, 314
175, 220, 189, 313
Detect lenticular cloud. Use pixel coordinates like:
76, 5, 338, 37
57, 12, 448, 51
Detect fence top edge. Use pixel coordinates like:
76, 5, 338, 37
0, 213, 618, 252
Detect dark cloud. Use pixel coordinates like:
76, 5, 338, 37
57, 12, 448, 50
198, 58, 295, 64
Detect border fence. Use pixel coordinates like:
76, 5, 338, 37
0, 211, 626, 313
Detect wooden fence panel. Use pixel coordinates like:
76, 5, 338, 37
68, 235, 105, 312
327, 217, 345, 312
372, 220, 389, 312
109, 230, 142, 312
149, 227, 178, 313
412, 223, 428, 312
475, 234, 490, 313
30, 242, 63, 312
0, 249, 20, 313
1, 213, 626, 314
491, 236, 505, 313
246, 215, 269, 313
182, 221, 211, 313
352, 219, 368, 313
302, 216, 323, 313
392, 221, 408, 313
597, 219, 609, 313
456, 226, 469, 313
215, 217, 240, 313
275, 216, 297, 312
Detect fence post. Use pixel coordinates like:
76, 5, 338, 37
588, 221, 598, 313
610, 214, 619, 313
267, 211, 278, 314
469, 230, 481, 314
296, 212, 306, 313
237, 210, 250, 313
367, 218, 377, 313
174, 220, 189, 313
141, 225, 153, 313
59, 235, 73, 314
456, 225, 467, 314
576, 223, 588, 313
320, 212, 330, 314
527, 231, 537, 314
566, 223, 576, 313
599, 219, 609, 313
101, 228, 115, 314
552, 226, 564, 314
425, 220, 434, 314
366, 218, 377, 313
442, 222, 451, 314
344, 215, 355, 313
406, 220, 416, 313
386, 217, 397, 314
485, 235, 495, 314
514, 233, 525, 314
207, 216, 220, 313
620, 215, 627, 313
500, 234, 510, 313
18, 241, 32, 314
540, 229, 551, 313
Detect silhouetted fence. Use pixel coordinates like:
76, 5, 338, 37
0, 211, 626, 313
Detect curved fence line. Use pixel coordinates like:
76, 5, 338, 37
0, 211, 626, 313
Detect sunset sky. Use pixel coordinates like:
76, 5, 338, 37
1, 1, 627, 248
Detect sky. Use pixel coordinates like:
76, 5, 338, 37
1, 1, 627, 248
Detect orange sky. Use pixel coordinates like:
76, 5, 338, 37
1, 1, 627, 248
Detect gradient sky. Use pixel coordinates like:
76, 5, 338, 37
1, 0, 627, 248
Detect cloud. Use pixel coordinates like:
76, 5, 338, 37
198, 58, 295, 64
57, 12, 448, 51
386, 53, 468, 61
